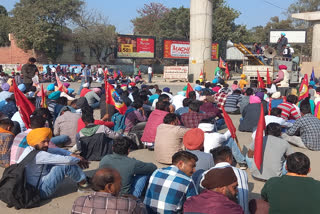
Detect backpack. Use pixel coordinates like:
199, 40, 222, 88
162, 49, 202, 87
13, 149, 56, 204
111, 112, 126, 132
111, 108, 135, 132
0, 150, 43, 209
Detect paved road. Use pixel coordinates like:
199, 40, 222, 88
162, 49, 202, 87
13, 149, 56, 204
1, 78, 319, 213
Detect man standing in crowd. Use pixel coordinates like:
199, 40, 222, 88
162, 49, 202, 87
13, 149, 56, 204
21, 57, 38, 92
148, 65, 152, 83
184, 167, 243, 214
78, 62, 91, 95
72, 168, 147, 213
99, 138, 157, 198
144, 151, 198, 213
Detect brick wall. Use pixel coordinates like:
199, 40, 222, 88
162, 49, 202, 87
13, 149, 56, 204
0, 34, 36, 64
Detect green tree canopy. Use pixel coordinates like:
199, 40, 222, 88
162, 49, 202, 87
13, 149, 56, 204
0, 5, 10, 47
10, 0, 84, 63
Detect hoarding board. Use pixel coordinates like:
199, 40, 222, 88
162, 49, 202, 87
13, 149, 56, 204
269, 30, 307, 44
117, 35, 155, 59
163, 39, 219, 60
163, 66, 188, 81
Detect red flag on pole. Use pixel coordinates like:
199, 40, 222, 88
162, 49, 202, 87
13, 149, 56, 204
257, 70, 265, 88
12, 79, 35, 129
113, 71, 118, 79
254, 103, 266, 170
225, 63, 230, 79
222, 106, 236, 139
299, 74, 309, 101
105, 81, 127, 114
219, 57, 226, 69
266, 68, 272, 85
55, 73, 68, 93
40, 84, 47, 108
186, 83, 194, 98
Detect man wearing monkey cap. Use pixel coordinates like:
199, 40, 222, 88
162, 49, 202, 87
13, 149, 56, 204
184, 167, 244, 214
17, 127, 90, 199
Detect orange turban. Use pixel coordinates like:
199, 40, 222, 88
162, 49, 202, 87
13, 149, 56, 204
27, 128, 52, 147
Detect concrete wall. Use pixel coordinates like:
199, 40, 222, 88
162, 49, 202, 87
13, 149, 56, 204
301, 61, 320, 77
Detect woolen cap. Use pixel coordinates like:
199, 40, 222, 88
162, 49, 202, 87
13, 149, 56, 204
201, 167, 237, 189
183, 128, 204, 150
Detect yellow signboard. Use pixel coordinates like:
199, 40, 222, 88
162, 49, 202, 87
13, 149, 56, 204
121, 44, 133, 53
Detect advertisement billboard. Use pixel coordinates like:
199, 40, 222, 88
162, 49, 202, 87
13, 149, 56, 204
269, 30, 307, 44
117, 35, 155, 59
163, 39, 219, 60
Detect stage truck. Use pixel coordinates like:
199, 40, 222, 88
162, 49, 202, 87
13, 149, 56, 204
226, 40, 300, 87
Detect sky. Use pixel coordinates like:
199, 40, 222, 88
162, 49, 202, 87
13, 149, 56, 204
1, 0, 296, 34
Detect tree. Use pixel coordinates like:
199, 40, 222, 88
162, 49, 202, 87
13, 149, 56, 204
131, 3, 169, 36
158, 7, 190, 39
0, 5, 10, 47
73, 12, 117, 63
10, 0, 84, 63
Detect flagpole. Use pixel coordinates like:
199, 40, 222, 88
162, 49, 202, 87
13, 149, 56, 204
234, 136, 242, 152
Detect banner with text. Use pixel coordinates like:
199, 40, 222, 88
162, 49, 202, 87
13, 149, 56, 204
163, 39, 219, 60
163, 66, 188, 81
117, 35, 155, 59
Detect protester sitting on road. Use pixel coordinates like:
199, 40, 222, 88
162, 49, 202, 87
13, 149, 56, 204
79, 83, 92, 97
175, 97, 192, 116
247, 123, 293, 181
198, 119, 247, 169
181, 100, 217, 128
99, 138, 157, 198
155, 113, 189, 164
17, 127, 90, 199
183, 128, 214, 171
277, 94, 301, 121
84, 87, 101, 109
0, 118, 15, 168
76, 108, 122, 160
141, 101, 172, 150
72, 168, 147, 214
239, 88, 253, 114
250, 152, 320, 214
224, 89, 242, 114
282, 99, 320, 150
184, 167, 244, 214
144, 151, 198, 213
54, 106, 80, 147
202, 146, 249, 213
239, 95, 268, 132
124, 99, 147, 133
213, 85, 230, 110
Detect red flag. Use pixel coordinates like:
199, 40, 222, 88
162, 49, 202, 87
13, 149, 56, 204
12, 79, 35, 129
55, 73, 68, 93
225, 63, 230, 78
219, 57, 226, 69
105, 81, 127, 114
257, 70, 265, 88
299, 74, 309, 101
222, 106, 236, 139
113, 71, 118, 79
266, 68, 271, 85
199, 69, 204, 80
40, 84, 47, 108
120, 71, 124, 77
268, 98, 272, 115
254, 103, 266, 170
186, 83, 194, 98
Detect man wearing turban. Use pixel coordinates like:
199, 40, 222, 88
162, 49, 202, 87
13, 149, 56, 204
17, 127, 90, 199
